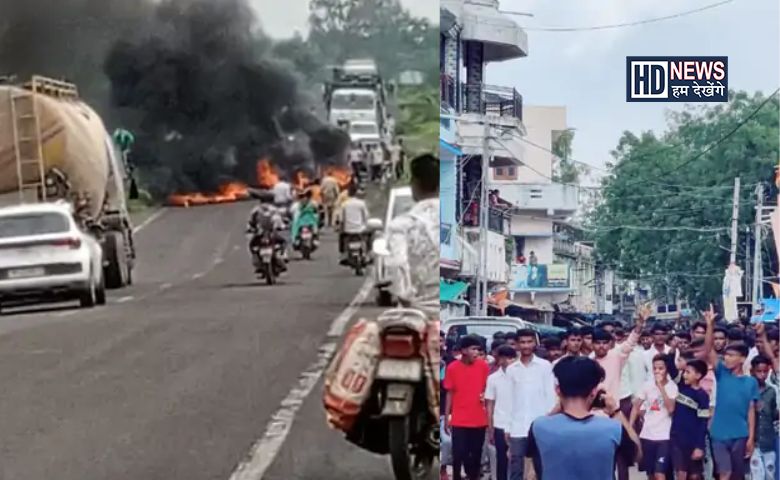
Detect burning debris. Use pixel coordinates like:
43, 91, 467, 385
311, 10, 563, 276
104, 0, 300, 197
1, 0, 353, 200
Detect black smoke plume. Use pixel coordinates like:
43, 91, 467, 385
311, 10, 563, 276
1, 0, 350, 196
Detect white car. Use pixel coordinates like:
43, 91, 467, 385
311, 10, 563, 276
442, 316, 541, 347
373, 186, 414, 306
349, 120, 382, 144
0, 202, 105, 313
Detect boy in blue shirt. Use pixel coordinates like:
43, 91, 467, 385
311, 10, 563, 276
706, 340, 760, 479
669, 358, 710, 479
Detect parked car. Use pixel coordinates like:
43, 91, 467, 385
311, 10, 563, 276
372, 186, 414, 306
442, 316, 543, 347
0, 202, 106, 313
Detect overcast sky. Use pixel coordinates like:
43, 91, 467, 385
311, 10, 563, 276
488, 0, 780, 183
249, 0, 438, 39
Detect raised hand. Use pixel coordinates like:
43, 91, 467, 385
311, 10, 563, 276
701, 303, 716, 325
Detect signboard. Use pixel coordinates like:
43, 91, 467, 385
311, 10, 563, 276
509, 264, 570, 290
547, 264, 569, 288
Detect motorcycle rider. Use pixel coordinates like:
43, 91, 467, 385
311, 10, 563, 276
246, 191, 287, 273
338, 184, 370, 264
321, 172, 341, 228
383, 153, 439, 319
291, 188, 320, 248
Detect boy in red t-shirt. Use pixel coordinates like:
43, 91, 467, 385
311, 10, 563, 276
444, 335, 490, 480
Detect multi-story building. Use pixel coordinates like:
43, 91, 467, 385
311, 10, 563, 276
440, 0, 528, 314
493, 106, 579, 323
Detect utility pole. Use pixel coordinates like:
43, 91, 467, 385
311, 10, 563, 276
478, 120, 491, 315
745, 225, 751, 302
729, 177, 741, 264
752, 183, 764, 308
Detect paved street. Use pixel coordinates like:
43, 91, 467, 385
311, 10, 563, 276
0, 191, 395, 479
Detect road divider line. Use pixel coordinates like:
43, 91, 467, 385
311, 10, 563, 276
116, 296, 134, 304
227, 276, 374, 480
191, 272, 205, 280
132, 209, 166, 234
159, 283, 172, 290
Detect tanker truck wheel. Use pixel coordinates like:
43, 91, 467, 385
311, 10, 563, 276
103, 231, 129, 289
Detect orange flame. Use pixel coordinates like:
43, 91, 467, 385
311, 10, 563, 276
293, 170, 311, 191
257, 159, 280, 188
167, 181, 250, 207
323, 166, 353, 190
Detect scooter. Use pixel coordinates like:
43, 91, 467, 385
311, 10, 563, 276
345, 233, 367, 276
296, 225, 318, 260
344, 309, 438, 480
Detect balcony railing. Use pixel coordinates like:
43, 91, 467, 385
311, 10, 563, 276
462, 83, 523, 121
441, 73, 456, 109
496, 183, 579, 214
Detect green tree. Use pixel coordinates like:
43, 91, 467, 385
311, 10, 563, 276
308, 0, 437, 84
552, 129, 586, 184
589, 91, 780, 307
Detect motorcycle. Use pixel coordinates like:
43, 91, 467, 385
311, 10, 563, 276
345, 233, 367, 276
297, 225, 317, 260
342, 309, 437, 480
248, 230, 284, 285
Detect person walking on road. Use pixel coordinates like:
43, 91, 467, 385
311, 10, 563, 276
504, 329, 556, 480
486, 345, 517, 480
444, 335, 490, 480
320, 173, 340, 228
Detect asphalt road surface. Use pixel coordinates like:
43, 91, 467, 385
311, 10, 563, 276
0, 189, 395, 480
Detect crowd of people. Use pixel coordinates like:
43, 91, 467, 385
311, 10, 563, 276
348, 139, 406, 183
441, 307, 780, 480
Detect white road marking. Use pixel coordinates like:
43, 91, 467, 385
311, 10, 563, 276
213, 257, 224, 265
116, 296, 134, 304
159, 283, 173, 290
191, 272, 205, 280
55, 311, 77, 318
132, 209, 166, 234
227, 276, 374, 480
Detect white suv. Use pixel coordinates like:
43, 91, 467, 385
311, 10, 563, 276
0, 202, 106, 313
373, 186, 414, 306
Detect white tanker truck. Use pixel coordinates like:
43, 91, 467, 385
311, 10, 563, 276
0, 76, 136, 289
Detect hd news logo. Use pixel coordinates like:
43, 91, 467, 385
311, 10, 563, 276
626, 56, 728, 102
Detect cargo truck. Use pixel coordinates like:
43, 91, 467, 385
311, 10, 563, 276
0, 76, 136, 289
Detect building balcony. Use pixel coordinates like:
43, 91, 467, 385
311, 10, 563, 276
496, 183, 578, 216
462, 83, 522, 122
441, 73, 457, 109
449, 0, 529, 62
553, 237, 593, 259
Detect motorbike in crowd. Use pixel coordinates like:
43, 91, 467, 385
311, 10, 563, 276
246, 228, 286, 285
294, 225, 318, 260
342, 308, 438, 480
344, 233, 367, 276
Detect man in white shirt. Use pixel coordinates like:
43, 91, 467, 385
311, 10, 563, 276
338, 186, 370, 262
348, 143, 365, 180
389, 141, 402, 180
272, 179, 293, 207
618, 339, 649, 480
370, 144, 384, 182
486, 345, 516, 480
504, 329, 557, 480
383, 154, 439, 319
